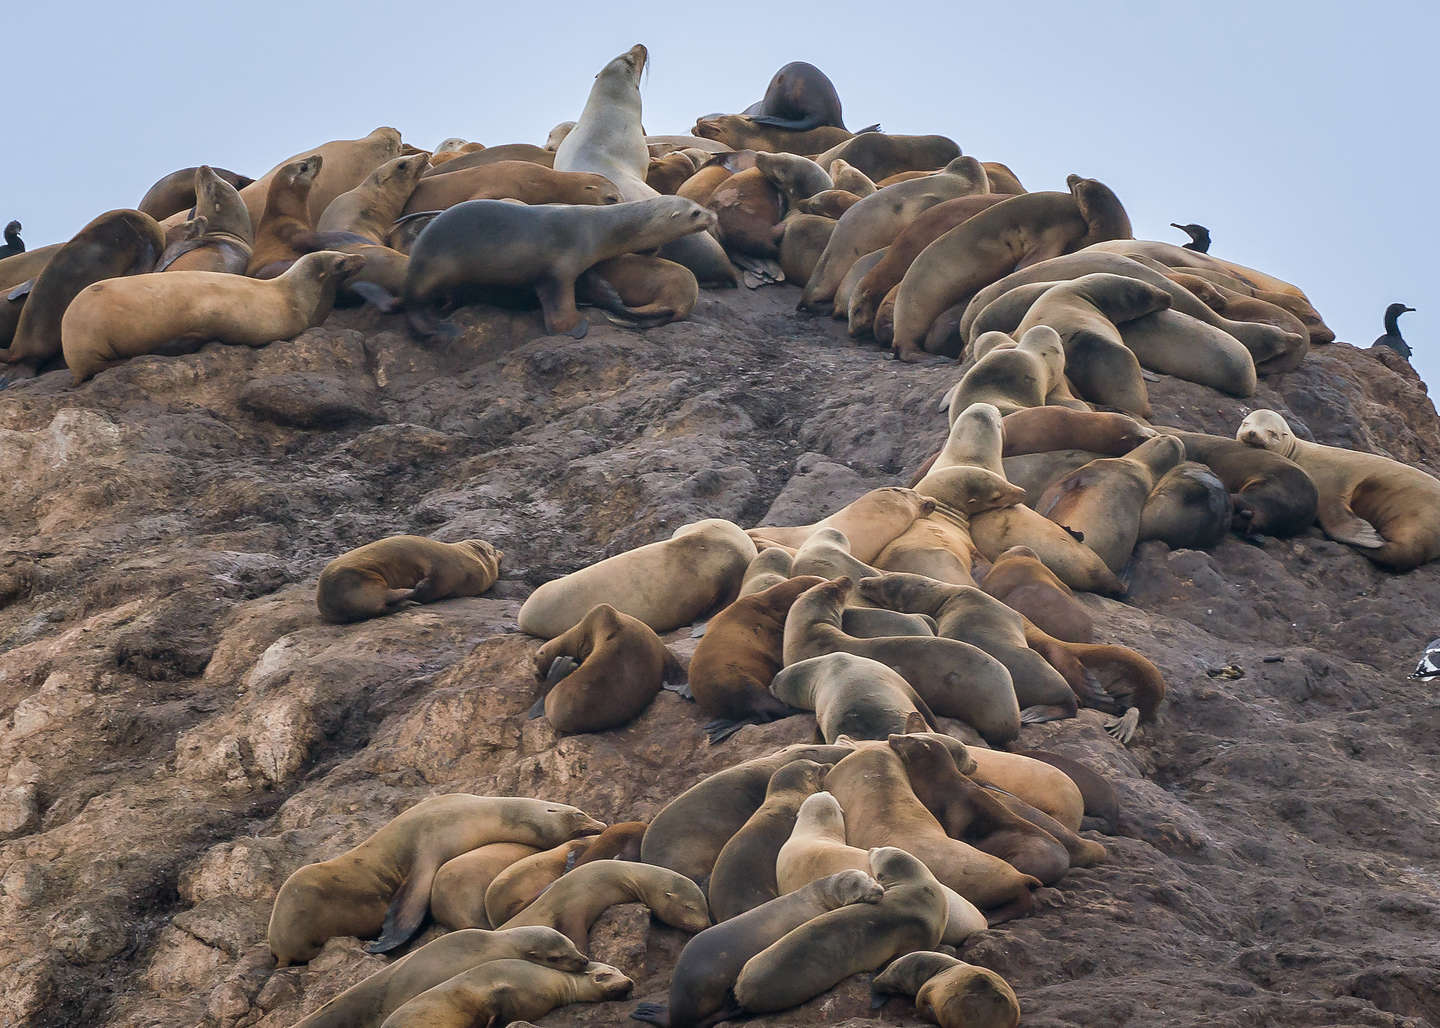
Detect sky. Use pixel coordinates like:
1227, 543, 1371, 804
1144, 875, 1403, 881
5, 1, 1435, 385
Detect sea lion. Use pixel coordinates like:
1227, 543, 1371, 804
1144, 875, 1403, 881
376, 959, 631, 1028
833, 247, 886, 317
316, 535, 501, 623
518, 518, 755, 638
873, 504, 985, 587
800, 156, 991, 313
574, 253, 699, 328
545, 122, 575, 150
774, 791, 987, 948
558, 44, 737, 285
499, 860, 710, 949
965, 749, 1085, 831
483, 839, 595, 928
1036, 435, 1187, 573
692, 115, 853, 155
946, 325, 1075, 417
422, 144, 555, 177
4, 209, 165, 368
403, 196, 716, 340
770, 651, 937, 743
733, 846, 948, 1014
738, 547, 794, 596
1139, 462, 1234, 550
137, 166, 255, 221
790, 527, 882, 582
998, 450, 1107, 507
872, 951, 1021, 1028
888, 734, 1071, 883
291, 927, 588, 1028
1014, 749, 1120, 835
753, 150, 833, 207
970, 502, 1126, 596
1002, 408, 1155, 459
1083, 237, 1317, 303
529, 603, 675, 732
317, 152, 431, 243
776, 213, 836, 285
154, 167, 254, 274
748, 486, 935, 562
266, 795, 605, 965
646, 151, 697, 194
689, 575, 825, 740
857, 572, 1077, 723
739, 61, 851, 130
630, 869, 883, 1028
247, 155, 322, 275
812, 134, 962, 183
797, 188, 863, 218
572, 820, 647, 866
978, 545, 1092, 643
0, 242, 60, 290
640, 743, 853, 883
1170, 430, 1318, 538
61, 250, 363, 384
705, 167, 784, 259
829, 159, 877, 196
1020, 624, 1166, 741
428, 843, 540, 930
708, 760, 831, 920
889, 176, 1133, 361
915, 397, 1020, 479
842, 607, 936, 638
1237, 409, 1440, 569
385, 211, 441, 254
847, 194, 1011, 337
403, 161, 623, 214
783, 577, 1020, 743
227, 126, 403, 230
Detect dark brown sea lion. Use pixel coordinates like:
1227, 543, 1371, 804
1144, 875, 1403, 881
529, 602, 676, 732
138, 166, 255, 221
316, 536, 501, 623
741, 61, 852, 131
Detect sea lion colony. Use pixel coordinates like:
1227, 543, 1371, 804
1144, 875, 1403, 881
1, 41, 1434, 1028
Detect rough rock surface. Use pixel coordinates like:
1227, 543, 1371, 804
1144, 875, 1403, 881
1, 288, 1438, 1028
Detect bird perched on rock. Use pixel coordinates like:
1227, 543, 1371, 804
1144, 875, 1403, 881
0, 220, 23, 259
1373, 302, 1415, 360
1410, 638, 1440, 681
1170, 222, 1211, 253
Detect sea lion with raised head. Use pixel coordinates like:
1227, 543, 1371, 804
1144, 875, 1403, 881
61, 250, 363, 384
1237, 409, 1440, 569
223, 126, 403, 230
529, 602, 676, 732
138, 166, 255, 221
154, 167, 254, 274
267, 795, 605, 965
316, 535, 501, 623
246, 155, 323, 275
519, 518, 755, 638
318, 152, 431, 242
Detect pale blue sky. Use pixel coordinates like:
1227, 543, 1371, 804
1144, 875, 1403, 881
7, 1, 1435, 385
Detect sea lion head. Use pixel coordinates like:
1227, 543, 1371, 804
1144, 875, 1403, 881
887, 732, 970, 780
768, 758, 831, 798
382, 152, 431, 189
1130, 434, 1186, 477
297, 251, 366, 286
1071, 272, 1171, 324
650, 195, 718, 235
822, 867, 885, 907
1015, 325, 1067, 379
434, 137, 469, 154
1068, 174, 1133, 244
545, 122, 575, 151
1236, 409, 1296, 457
598, 43, 647, 89
794, 790, 848, 841
584, 175, 625, 205
584, 961, 635, 999
367, 126, 404, 155
506, 925, 589, 971
867, 845, 927, 888
278, 154, 324, 193
940, 155, 988, 193
460, 538, 503, 572
922, 466, 1027, 515
266, 875, 335, 966
854, 571, 947, 616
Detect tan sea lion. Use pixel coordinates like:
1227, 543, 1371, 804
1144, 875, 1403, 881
978, 544, 1092, 643
247, 155, 322, 275
832, 246, 886, 317
545, 122, 575, 150
796, 188, 863, 218
753, 150, 833, 207
483, 839, 594, 928
1015, 749, 1121, 835
403, 161, 623, 213
946, 325, 1075, 417
783, 578, 1020, 743
4, 210, 165, 369
518, 518, 755, 638
873, 504, 984, 586
970, 502, 1126, 595
771, 651, 937, 743
422, 144, 554, 177
774, 791, 987, 947
889, 176, 1133, 361
739, 546, 795, 596
572, 820, 647, 866
872, 951, 1020, 1028
747, 486, 935, 562
529, 602, 675, 732
428, 843, 539, 930
558, 45, 737, 285
775, 213, 836, 285
1139, 461, 1234, 550
1002, 408, 1155, 458
138, 165, 254, 221
224, 126, 403, 230
154, 166, 254, 274
1159, 262, 1332, 344
317, 152, 431, 242
499, 860, 711, 949
576, 253, 698, 328
376, 959, 631, 1028
799, 156, 991, 313
966, 749, 1085, 831
858, 572, 1077, 723
640, 743, 854, 883
292, 927, 588, 1028
61, 250, 363, 384
914, 399, 1017, 480
789, 527, 882, 582
828, 158, 877, 195
888, 734, 1071, 883
267, 795, 605, 965
689, 575, 825, 740
980, 161, 1026, 195
1237, 409, 1440, 569
692, 115, 852, 154
812, 134, 962, 182
646, 151, 697, 194
316, 535, 501, 623
733, 846, 948, 1014
1036, 435, 1187, 573
630, 869, 883, 1028
1171, 429, 1318, 537
403, 196, 716, 340
1083, 237, 1319, 305
708, 760, 831, 921
842, 607, 937, 637
999, 449, 1107, 507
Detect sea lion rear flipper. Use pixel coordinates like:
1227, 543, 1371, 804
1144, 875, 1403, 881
7, 279, 34, 302
705, 718, 754, 744
365, 861, 438, 953
1020, 704, 1074, 725
662, 680, 694, 700
527, 695, 549, 720
1104, 707, 1141, 745
347, 281, 402, 313
1317, 497, 1386, 549
1076, 670, 1123, 713
408, 576, 437, 603
383, 588, 417, 610
690, 621, 709, 638
629, 1002, 671, 1026
546, 655, 581, 684
662, 649, 686, 683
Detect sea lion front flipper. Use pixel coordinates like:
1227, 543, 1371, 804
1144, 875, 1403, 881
1104, 707, 1140, 745
662, 680, 694, 700
408, 576, 437, 603
365, 861, 437, 953
855, 123, 882, 133
527, 696, 549, 719
535, 277, 585, 338
746, 114, 825, 130
630, 1001, 671, 1025
1317, 496, 1386, 549
705, 717, 756, 744
7, 279, 35, 302
938, 381, 960, 413
546, 655, 581, 684
1020, 704, 1074, 725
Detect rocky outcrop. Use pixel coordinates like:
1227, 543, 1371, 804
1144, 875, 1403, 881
1, 288, 1437, 1027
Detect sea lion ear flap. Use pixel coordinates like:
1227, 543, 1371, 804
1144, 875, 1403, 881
903, 711, 927, 735
365, 860, 437, 953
